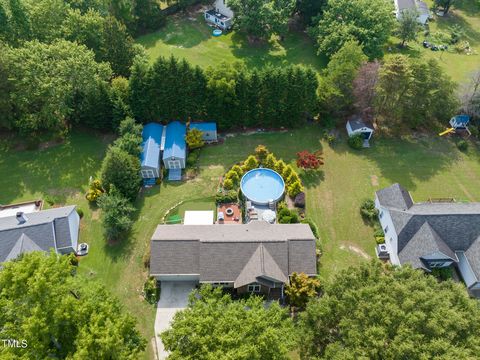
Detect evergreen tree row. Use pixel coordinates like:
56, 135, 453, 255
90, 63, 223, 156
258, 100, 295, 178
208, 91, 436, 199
129, 56, 319, 130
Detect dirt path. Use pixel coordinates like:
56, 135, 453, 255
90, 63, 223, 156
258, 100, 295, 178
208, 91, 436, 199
340, 244, 372, 259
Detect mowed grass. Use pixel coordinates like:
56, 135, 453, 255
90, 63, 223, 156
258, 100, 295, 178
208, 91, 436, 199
136, 13, 326, 71
388, 0, 480, 83
2, 128, 480, 358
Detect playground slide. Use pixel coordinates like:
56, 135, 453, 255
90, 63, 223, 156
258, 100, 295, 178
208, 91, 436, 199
439, 128, 455, 136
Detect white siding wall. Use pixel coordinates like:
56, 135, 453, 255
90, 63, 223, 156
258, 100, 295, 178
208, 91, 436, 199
68, 210, 80, 251
214, 0, 234, 18
375, 196, 401, 265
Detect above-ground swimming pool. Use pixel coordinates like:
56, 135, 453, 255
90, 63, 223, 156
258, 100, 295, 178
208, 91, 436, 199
240, 168, 285, 205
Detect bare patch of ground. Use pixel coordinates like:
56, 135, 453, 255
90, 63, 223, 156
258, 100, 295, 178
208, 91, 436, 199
339, 244, 371, 259
370, 175, 379, 186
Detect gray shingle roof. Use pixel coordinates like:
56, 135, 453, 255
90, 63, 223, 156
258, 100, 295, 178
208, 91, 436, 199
348, 116, 373, 131
0, 206, 77, 263
376, 183, 414, 210
150, 222, 317, 286
378, 184, 480, 285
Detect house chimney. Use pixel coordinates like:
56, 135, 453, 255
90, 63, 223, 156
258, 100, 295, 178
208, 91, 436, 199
16, 212, 28, 224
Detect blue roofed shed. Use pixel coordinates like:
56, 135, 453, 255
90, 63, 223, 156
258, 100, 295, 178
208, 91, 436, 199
163, 121, 186, 169
190, 122, 218, 142
141, 123, 164, 178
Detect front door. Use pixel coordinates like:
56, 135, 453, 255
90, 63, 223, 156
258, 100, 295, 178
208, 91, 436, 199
168, 160, 181, 169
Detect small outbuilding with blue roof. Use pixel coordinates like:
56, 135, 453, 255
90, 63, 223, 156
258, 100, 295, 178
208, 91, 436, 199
163, 121, 187, 170
190, 122, 218, 142
141, 123, 165, 179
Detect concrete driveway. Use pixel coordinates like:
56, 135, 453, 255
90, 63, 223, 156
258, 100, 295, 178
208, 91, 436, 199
154, 281, 196, 359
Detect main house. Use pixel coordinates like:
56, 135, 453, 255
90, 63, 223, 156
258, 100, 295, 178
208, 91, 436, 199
375, 183, 480, 297
150, 221, 317, 299
0, 206, 80, 263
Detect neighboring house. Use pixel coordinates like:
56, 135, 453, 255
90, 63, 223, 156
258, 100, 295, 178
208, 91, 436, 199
394, 0, 430, 25
190, 122, 218, 143
375, 183, 480, 297
205, 0, 234, 30
0, 206, 80, 263
150, 221, 317, 299
346, 116, 374, 147
163, 121, 186, 181
140, 123, 165, 180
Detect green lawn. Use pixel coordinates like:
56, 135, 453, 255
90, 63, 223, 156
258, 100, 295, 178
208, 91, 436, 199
388, 0, 480, 83
136, 13, 326, 71
2, 128, 480, 358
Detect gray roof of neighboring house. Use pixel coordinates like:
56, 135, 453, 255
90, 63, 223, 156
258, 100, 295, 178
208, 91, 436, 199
376, 183, 414, 211
377, 184, 480, 284
150, 222, 317, 286
396, 0, 429, 16
0, 206, 77, 263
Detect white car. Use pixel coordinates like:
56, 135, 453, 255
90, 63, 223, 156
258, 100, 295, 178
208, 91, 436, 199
77, 243, 89, 256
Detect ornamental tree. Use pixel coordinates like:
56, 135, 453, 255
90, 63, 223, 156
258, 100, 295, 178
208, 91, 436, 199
161, 285, 295, 359
298, 261, 480, 359
296, 150, 324, 170
285, 272, 320, 310
264, 153, 278, 170
0, 252, 145, 359
186, 128, 205, 150
243, 155, 259, 171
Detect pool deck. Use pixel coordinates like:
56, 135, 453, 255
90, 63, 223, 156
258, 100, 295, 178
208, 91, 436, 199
217, 203, 242, 224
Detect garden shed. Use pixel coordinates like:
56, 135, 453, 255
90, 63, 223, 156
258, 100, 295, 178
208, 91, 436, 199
190, 122, 218, 142
346, 117, 374, 146
141, 123, 164, 179
163, 121, 186, 172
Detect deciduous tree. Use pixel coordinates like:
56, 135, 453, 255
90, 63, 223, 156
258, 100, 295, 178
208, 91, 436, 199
100, 145, 141, 201
398, 9, 421, 47
161, 285, 295, 359
285, 272, 320, 310
296, 150, 324, 170
309, 0, 394, 59
435, 0, 455, 14
298, 261, 480, 359
0, 251, 145, 359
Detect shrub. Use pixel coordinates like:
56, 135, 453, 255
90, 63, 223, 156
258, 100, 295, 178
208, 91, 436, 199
375, 236, 385, 244
282, 165, 293, 180
77, 208, 84, 219
86, 179, 104, 203
216, 190, 238, 204
360, 199, 379, 221
348, 134, 364, 150
223, 178, 234, 190
187, 150, 200, 167
431, 267, 454, 281
225, 170, 240, 184
143, 277, 160, 304
287, 172, 301, 186
373, 223, 384, 237
288, 180, 304, 197
243, 155, 259, 171
296, 150, 324, 170
294, 192, 306, 208
255, 145, 269, 162
264, 153, 277, 170
278, 208, 299, 224
457, 140, 468, 152
275, 160, 286, 175
470, 126, 479, 138
302, 218, 319, 239
231, 164, 244, 177
277, 201, 287, 212
185, 128, 205, 150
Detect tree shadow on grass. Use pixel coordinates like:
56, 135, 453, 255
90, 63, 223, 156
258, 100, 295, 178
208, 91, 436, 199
301, 170, 325, 189
454, 0, 480, 15
356, 136, 460, 191
433, 11, 480, 46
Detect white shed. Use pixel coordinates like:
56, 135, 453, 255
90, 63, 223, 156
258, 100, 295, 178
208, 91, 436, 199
346, 117, 374, 140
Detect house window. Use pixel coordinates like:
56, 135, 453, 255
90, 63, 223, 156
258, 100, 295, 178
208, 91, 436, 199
384, 226, 389, 233
220, 21, 224, 26
429, 261, 446, 268
379, 211, 384, 219
212, 282, 230, 287
248, 284, 261, 293
141, 169, 155, 178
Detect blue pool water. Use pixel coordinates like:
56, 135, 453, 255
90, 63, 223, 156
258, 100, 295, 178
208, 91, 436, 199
240, 168, 285, 205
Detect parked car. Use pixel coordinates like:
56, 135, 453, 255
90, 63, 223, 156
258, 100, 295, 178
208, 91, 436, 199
77, 243, 89, 256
